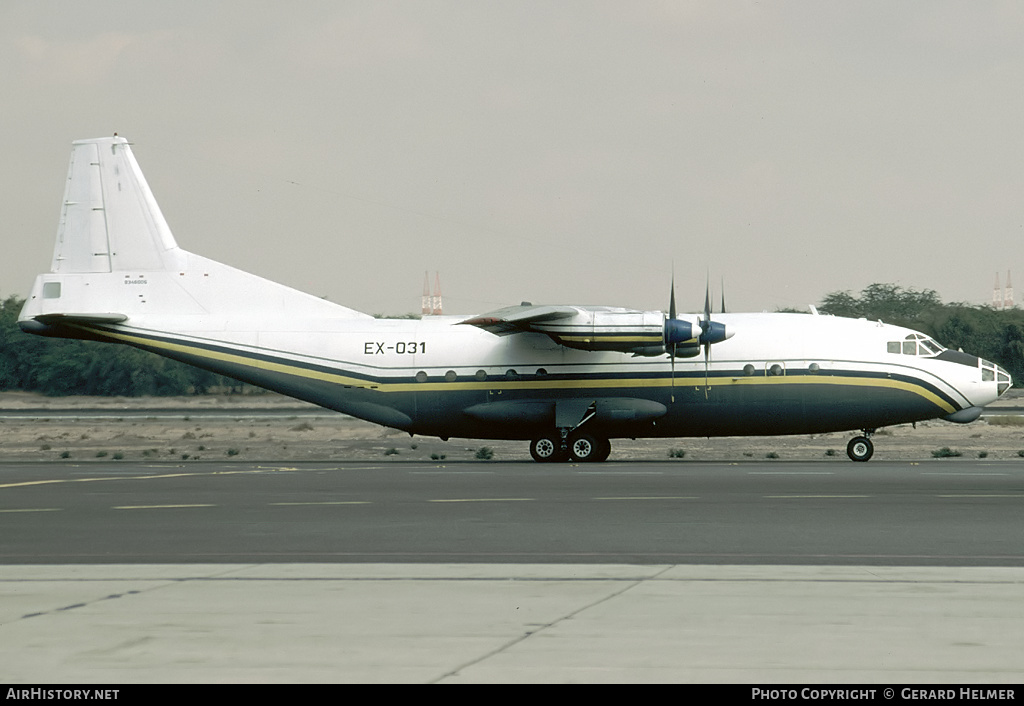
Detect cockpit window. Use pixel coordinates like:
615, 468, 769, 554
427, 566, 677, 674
887, 333, 946, 357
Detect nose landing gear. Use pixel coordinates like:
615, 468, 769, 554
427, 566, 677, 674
846, 431, 875, 462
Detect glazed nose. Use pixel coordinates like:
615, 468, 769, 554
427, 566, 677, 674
981, 360, 1012, 397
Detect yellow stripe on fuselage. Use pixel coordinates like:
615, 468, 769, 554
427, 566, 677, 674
83, 326, 956, 413
81, 326, 376, 389
557, 334, 664, 343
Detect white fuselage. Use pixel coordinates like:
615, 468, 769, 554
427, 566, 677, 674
16, 136, 1014, 460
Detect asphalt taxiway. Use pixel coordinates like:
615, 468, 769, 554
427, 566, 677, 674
3, 460, 1023, 682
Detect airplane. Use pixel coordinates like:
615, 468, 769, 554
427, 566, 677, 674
18, 136, 1014, 462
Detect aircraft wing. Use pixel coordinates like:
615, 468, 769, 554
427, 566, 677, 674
459, 304, 579, 336
461, 303, 706, 357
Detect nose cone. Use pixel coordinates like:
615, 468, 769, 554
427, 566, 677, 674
998, 367, 1012, 397
944, 361, 1012, 424
984, 360, 1013, 399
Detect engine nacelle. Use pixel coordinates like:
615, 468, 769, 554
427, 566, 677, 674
531, 308, 730, 357
532, 308, 669, 355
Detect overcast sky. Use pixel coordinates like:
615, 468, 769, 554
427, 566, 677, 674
4, 1, 1024, 316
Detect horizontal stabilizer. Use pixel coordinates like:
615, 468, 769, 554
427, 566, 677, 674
18, 312, 127, 336
31, 313, 128, 324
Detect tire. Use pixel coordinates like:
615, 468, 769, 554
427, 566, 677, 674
847, 436, 874, 462
568, 432, 611, 462
530, 435, 567, 463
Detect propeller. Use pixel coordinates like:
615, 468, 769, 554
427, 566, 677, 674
663, 273, 731, 401
698, 279, 731, 395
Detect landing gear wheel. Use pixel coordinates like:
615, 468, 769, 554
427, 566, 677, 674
530, 435, 567, 463
568, 432, 611, 463
847, 436, 874, 462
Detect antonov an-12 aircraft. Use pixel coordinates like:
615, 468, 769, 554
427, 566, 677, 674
18, 137, 1013, 462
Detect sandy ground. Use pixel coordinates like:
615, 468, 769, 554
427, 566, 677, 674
1, 390, 1023, 464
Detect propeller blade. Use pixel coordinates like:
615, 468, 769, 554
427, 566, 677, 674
704, 342, 710, 398
670, 346, 676, 403
667, 275, 678, 355
703, 280, 711, 324
703, 277, 712, 397
669, 272, 677, 321
669, 273, 676, 402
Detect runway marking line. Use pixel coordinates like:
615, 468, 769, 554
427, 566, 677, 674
0, 508, 61, 513
593, 496, 699, 501
270, 501, 371, 506
764, 495, 872, 499
428, 498, 534, 503
0, 465, 330, 490
113, 504, 216, 510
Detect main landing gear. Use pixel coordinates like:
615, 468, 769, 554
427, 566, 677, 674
846, 430, 875, 462
530, 430, 611, 463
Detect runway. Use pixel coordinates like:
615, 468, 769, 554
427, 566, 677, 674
3, 460, 1024, 682
3, 460, 1024, 564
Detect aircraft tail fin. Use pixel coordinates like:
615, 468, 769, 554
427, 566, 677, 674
20, 136, 370, 332
52, 136, 181, 274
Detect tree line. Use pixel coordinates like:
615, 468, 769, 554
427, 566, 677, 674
1, 285, 1022, 396
816, 283, 1024, 383
0, 295, 245, 396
